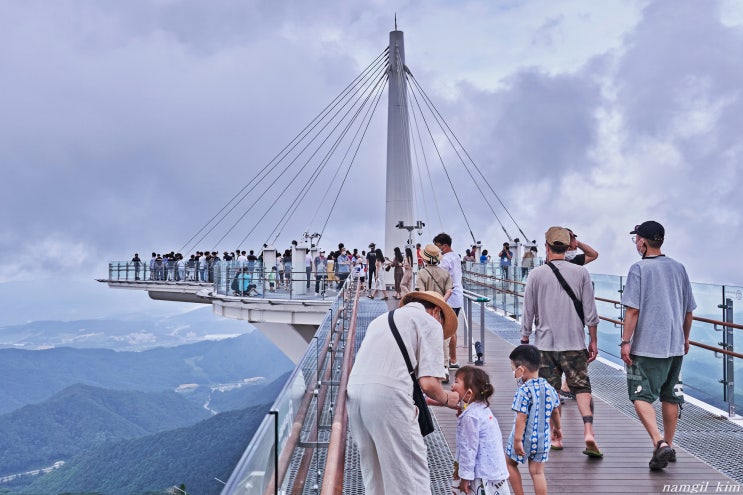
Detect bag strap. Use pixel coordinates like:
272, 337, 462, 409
388, 310, 416, 380
546, 261, 585, 326
422, 267, 446, 296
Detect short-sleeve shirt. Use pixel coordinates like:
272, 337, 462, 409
439, 251, 463, 308
507, 377, 559, 462
348, 302, 445, 393
622, 255, 697, 358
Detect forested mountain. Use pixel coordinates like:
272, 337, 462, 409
0, 384, 211, 476
20, 402, 271, 495
0, 331, 293, 414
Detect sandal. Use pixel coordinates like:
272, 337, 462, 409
649, 440, 673, 470
381, 296, 389, 300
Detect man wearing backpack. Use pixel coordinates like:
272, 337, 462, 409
520, 226, 602, 458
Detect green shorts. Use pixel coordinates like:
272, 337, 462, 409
626, 355, 684, 404
539, 350, 591, 395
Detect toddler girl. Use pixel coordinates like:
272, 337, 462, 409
452, 365, 510, 494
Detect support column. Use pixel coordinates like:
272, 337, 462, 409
385, 30, 415, 263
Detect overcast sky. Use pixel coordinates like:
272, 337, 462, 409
1, 0, 742, 323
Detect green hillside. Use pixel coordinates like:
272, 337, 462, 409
20, 403, 271, 495
0, 384, 211, 476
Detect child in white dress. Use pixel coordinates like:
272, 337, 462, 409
452, 365, 510, 495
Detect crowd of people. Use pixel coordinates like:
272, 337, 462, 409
129, 222, 695, 493
346, 222, 695, 495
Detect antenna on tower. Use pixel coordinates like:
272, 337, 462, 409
395, 13, 397, 31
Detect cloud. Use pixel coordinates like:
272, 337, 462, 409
0, 0, 741, 323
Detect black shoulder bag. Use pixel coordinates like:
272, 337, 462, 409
387, 310, 436, 437
546, 261, 585, 326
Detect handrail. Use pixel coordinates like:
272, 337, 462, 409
463, 270, 742, 359
262, 296, 342, 495
320, 280, 362, 494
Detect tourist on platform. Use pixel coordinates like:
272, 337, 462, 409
391, 247, 404, 299
400, 247, 414, 297
314, 249, 327, 295
521, 247, 537, 280
434, 232, 463, 371
283, 248, 293, 289
326, 253, 336, 289
366, 243, 377, 291
479, 249, 490, 264
620, 221, 696, 471
357, 251, 367, 290
177, 254, 186, 281
416, 242, 424, 269
416, 243, 453, 381
520, 227, 602, 457
268, 266, 276, 292
276, 255, 285, 287
347, 291, 460, 495
368, 248, 388, 300
305, 250, 313, 290
336, 247, 351, 287
186, 255, 196, 281
149, 252, 157, 280
498, 242, 513, 280
451, 366, 510, 495
506, 345, 560, 495
565, 228, 599, 266
463, 249, 476, 263
237, 250, 248, 268
131, 253, 141, 280
247, 250, 258, 274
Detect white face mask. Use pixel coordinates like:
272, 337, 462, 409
565, 250, 577, 260
513, 368, 525, 386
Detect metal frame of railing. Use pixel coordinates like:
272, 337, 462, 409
219, 276, 361, 495
462, 266, 741, 417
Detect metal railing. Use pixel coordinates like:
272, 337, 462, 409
462, 267, 742, 417
220, 277, 361, 495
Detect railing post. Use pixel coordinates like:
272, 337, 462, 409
479, 298, 486, 364
269, 409, 279, 495
719, 296, 735, 417
467, 298, 473, 364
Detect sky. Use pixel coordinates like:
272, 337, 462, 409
1, 0, 742, 323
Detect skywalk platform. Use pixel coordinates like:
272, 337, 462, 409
343, 299, 742, 494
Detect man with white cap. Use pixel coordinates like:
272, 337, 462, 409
347, 291, 461, 495
520, 226, 602, 458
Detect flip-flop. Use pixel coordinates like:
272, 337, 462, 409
550, 445, 564, 451
582, 448, 603, 458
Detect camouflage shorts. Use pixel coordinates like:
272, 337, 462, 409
539, 350, 591, 395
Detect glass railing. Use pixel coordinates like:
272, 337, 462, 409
105, 261, 348, 301
220, 278, 356, 495
462, 266, 742, 416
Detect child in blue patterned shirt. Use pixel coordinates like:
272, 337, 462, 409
506, 345, 560, 495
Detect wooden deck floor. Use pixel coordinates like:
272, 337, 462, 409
433, 318, 736, 495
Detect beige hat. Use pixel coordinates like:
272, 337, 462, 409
400, 291, 458, 339
545, 226, 570, 247
422, 243, 441, 264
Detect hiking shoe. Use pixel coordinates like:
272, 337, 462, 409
649, 440, 674, 470
449, 362, 460, 369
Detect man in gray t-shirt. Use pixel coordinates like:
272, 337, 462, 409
620, 220, 696, 471
521, 226, 601, 457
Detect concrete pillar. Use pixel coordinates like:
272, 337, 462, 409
262, 247, 277, 293
292, 245, 308, 295
385, 30, 415, 264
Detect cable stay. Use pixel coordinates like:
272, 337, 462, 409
226, 61, 388, 249
404, 72, 478, 246
178, 47, 389, 253
262, 71, 389, 248
406, 70, 532, 243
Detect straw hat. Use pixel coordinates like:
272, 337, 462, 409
400, 291, 458, 339
422, 243, 441, 264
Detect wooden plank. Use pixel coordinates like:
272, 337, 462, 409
432, 318, 736, 494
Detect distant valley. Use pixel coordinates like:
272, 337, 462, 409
0, 309, 295, 494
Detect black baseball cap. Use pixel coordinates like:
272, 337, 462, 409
630, 221, 665, 241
